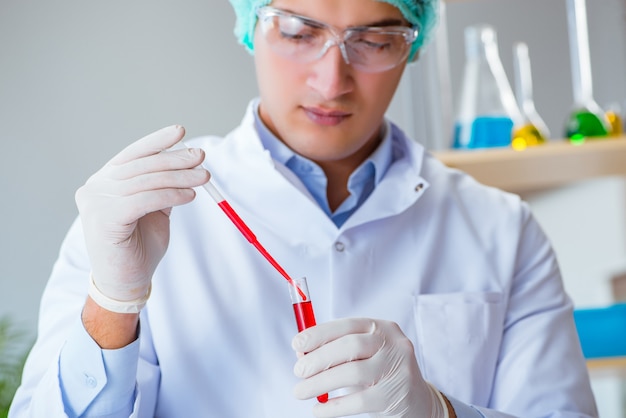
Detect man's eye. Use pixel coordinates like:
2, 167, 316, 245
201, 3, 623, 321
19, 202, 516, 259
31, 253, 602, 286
361, 39, 391, 49
279, 31, 313, 41
353, 37, 392, 50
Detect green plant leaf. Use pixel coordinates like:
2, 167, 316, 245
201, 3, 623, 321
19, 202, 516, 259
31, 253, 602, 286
0, 316, 33, 413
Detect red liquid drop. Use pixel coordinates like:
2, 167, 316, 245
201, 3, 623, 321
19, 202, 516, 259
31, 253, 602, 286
293, 301, 328, 403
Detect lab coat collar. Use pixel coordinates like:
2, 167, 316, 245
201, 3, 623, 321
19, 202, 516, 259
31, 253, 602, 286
193, 100, 430, 239
340, 122, 430, 230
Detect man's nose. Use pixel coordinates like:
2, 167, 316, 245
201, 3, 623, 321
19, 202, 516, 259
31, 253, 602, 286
306, 42, 354, 101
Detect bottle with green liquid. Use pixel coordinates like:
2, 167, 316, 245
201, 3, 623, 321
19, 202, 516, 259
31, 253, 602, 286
564, 0, 610, 143
453, 25, 523, 150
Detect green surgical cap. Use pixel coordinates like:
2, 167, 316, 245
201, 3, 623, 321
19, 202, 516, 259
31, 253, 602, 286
228, 0, 439, 62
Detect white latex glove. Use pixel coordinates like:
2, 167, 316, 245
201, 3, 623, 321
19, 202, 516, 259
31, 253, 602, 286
292, 318, 448, 418
75, 125, 209, 304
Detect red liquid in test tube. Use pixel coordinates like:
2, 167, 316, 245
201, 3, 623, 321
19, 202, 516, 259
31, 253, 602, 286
293, 301, 316, 331
289, 277, 328, 404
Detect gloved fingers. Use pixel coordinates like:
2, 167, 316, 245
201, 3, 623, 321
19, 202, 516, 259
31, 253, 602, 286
294, 331, 384, 378
104, 147, 207, 181
80, 187, 197, 228
99, 167, 210, 198
109, 125, 186, 166
117, 188, 199, 221
294, 356, 386, 400
292, 317, 380, 353
309, 385, 388, 418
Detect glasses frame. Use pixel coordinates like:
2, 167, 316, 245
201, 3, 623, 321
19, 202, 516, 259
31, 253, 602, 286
255, 6, 419, 73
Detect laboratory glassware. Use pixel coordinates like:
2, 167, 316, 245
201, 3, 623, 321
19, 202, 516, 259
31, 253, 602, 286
564, 0, 610, 143
511, 42, 549, 150
604, 102, 623, 136
453, 25, 523, 149
289, 277, 329, 404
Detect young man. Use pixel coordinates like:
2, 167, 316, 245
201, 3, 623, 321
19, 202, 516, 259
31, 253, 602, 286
11, 0, 597, 417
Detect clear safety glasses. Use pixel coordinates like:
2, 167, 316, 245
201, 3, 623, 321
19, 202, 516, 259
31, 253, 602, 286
255, 7, 419, 73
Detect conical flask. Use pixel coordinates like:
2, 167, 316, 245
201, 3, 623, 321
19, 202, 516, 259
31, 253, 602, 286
453, 25, 523, 149
564, 0, 610, 143
511, 42, 549, 150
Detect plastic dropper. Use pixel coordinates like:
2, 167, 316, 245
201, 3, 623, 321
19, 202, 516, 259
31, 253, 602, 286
171, 141, 329, 402
169, 141, 307, 301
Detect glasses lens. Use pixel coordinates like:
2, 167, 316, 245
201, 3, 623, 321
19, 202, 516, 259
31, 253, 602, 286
257, 8, 417, 73
257, 10, 326, 62
345, 29, 415, 72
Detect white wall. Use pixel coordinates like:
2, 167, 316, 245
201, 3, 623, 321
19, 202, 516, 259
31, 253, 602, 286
0, 0, 258, 330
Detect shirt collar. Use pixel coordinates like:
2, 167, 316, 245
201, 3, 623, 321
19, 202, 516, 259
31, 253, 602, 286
252, 99, 394, 188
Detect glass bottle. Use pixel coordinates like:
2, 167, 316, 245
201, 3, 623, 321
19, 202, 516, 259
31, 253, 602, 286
564, 0, 610, 143
453, 25, 523, 150
604, 102, 623, 136
511, 42, 549, 151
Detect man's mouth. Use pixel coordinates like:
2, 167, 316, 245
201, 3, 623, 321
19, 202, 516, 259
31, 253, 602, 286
302, 106, 352, 126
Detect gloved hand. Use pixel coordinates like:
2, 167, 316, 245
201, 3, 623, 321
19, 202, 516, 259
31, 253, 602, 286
75, 125, 209, 307
292, 318, 449, 418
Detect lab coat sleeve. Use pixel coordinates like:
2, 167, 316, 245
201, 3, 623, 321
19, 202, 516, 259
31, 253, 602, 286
9, 218, 159, 418
477, 205, 597, 417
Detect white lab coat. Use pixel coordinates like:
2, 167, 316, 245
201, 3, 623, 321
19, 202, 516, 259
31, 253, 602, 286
11, 102, 597, 417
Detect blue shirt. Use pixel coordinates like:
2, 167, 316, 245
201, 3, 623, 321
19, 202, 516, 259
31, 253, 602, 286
253, 101, 394, 227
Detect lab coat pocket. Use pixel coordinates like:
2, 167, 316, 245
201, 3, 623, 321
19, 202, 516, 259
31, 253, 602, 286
414, 291, 504, 405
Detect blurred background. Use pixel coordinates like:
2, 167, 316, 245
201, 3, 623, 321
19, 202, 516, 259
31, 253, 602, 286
1, 0, 625, 415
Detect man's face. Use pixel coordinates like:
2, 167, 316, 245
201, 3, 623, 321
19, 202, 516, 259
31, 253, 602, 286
253, 0, 409, 173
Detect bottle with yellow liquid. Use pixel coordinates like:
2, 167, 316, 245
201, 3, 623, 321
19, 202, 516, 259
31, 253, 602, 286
604, 103, 623, 136
511, 42, 549, 151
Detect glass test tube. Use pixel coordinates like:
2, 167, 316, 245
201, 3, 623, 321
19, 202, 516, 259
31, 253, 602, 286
289, 277, 328, 403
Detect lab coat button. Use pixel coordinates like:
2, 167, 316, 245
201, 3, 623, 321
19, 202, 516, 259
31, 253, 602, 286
415, 183, 424, 192
334, 242, 345, 252
85, 374, 97, 388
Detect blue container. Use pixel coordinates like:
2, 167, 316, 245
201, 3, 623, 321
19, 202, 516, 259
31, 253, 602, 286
573, 303, 626, 359
453, 116, 513, 149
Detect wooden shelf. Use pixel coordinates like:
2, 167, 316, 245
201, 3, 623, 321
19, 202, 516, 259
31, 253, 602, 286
433, 136, 626, 194
587, 356, 626, 379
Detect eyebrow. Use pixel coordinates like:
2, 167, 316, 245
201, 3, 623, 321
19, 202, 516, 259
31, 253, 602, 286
275, 7, 410, 29
362, 18, 409, 28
